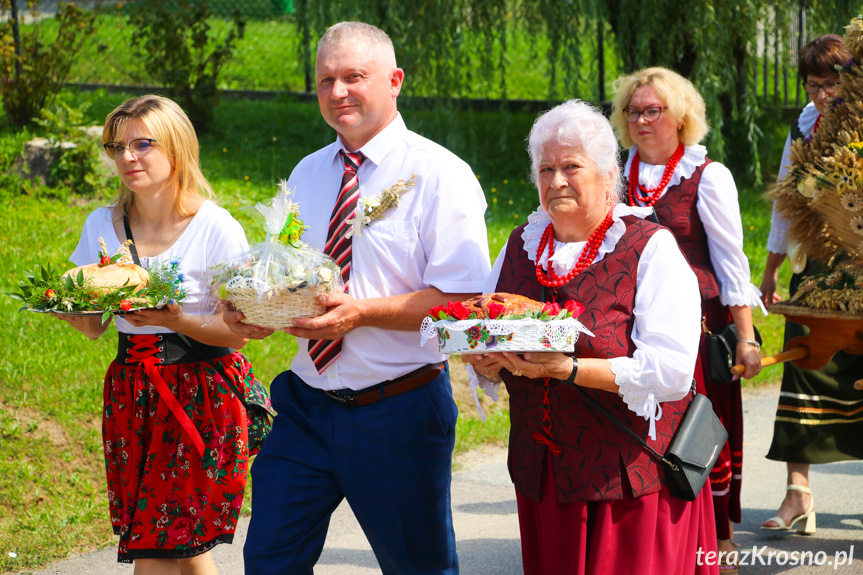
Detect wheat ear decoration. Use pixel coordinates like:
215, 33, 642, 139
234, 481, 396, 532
366, 174, 418, 221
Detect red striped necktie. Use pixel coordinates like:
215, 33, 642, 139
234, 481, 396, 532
308, 150, 365, 374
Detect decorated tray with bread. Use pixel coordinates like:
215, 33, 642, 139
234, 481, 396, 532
420, 293, 593, 354
210, 182, 343, 330
9, 238, 187, 322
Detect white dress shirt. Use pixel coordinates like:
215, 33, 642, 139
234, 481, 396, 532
768, 102, 820, 254
624, 145, 763, 310
287, 114, 491, 391
482, 204, 701, 438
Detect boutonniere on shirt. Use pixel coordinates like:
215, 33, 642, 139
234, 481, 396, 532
346, 174, 417, 238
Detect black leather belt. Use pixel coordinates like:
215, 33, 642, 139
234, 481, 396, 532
323, 362, 446, 407
116, 332, 233, 366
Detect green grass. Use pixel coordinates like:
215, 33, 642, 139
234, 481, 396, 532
0, 89, 790, 571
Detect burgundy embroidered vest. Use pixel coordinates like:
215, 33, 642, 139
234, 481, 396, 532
626, 158, 720, 302
497, 215, 691, 502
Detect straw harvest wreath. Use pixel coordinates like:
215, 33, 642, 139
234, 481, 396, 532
770, 15, 863, 318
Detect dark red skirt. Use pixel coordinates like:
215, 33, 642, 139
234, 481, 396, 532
697, 298, 742, 539
517, 455, 719, 575
102, 351, 257, 563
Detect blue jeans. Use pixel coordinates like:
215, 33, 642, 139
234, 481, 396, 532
243, 366, 459, 575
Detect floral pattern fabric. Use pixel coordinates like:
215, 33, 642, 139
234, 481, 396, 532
102, 351, 258, 563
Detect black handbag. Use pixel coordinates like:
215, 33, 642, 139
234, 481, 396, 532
570, 384, 727, 501
704, 323, 762, 383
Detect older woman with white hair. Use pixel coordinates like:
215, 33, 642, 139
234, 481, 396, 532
464, 100, 718, 575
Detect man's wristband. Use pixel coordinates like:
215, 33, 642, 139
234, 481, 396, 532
562, 357, 578, 386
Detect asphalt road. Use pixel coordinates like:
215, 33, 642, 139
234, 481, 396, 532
22, 383, 863, 574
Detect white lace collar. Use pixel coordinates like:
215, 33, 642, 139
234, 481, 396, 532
521, 203, 653, 275
623, 145, 708, 203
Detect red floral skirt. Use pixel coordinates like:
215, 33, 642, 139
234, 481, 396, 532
102, 351, 258, 563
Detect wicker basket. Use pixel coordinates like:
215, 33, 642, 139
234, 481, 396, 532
225, 284, 332, 329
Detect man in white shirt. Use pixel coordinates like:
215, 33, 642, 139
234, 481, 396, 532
229, 21, 490, 575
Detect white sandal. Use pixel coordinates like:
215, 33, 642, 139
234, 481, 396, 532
761, 484, 816, 535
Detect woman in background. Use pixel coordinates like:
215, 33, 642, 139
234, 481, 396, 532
759, 34, 861, 536
611, 67, 764, 571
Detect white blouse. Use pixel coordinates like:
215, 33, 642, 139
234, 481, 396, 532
624, 145, 763, 311
767, 102, 820, 254
478, 204, 701, 440
70, 201, 249, 334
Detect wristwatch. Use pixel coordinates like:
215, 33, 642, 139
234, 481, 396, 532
562, 357, 578, 386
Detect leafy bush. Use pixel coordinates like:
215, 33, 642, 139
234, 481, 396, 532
34, 101, 117, 197
127, 0, 246, 131
0, 1, 97, 127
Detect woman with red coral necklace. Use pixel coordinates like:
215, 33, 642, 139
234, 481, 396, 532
464, 100, 717, 575
612, 67, 764, 572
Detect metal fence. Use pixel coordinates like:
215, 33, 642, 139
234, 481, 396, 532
1, 0, 839, 106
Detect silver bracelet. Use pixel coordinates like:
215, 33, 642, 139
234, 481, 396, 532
738, 339, 761, 350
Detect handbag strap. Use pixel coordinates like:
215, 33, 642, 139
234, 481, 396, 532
123, 214, 248, 408
567, 382, 681, 472
534, 286, 679, 469
123, 215, 141, 265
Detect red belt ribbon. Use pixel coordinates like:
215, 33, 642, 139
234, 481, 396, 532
127, 334, 205, 457
533, 377, 561, 455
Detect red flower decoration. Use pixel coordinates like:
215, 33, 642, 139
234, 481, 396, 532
542, 302, 561, 317
428, 304, 448, 319
446, 301, 470, 320
563, 300, 585, 317
166, 515, 193, 545
120, 300, 133, 312
487, 302, 506, 319
44, 289, 55, 299
99, 255, 110, 266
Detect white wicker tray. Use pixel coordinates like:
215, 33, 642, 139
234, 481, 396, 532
420, 317, 592, 354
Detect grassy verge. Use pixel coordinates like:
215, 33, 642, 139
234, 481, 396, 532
1, 90, 787, 571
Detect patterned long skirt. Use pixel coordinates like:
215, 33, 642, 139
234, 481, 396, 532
102, 351, 259, 563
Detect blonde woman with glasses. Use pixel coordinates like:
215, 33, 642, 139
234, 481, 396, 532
56, 95, 262, 574
611, 67, 765, 574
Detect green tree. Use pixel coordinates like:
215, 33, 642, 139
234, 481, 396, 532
127, 0, 245, 132
0, 1, 97, 127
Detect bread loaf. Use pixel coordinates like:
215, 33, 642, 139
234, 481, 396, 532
62, 262, 150, 293
460, 292, 545, 319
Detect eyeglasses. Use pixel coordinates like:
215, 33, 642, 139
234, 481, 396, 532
622, 106, 668, 123
103, 138, 158, 159
803, 80, 839, 95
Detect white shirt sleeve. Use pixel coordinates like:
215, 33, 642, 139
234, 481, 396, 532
695, 162, 762, 308
419, 162, 491, 294
767, 130, 795, 254
609, 228, 701, 439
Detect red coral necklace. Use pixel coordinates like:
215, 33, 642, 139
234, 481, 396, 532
627, 143, 685, 207
535, 209, 615, 289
